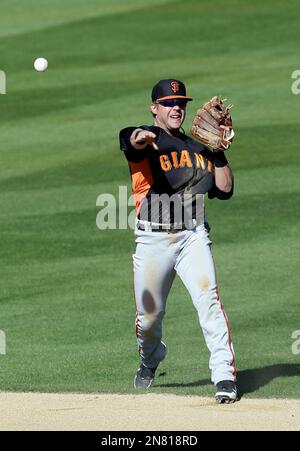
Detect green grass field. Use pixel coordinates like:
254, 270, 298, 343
0, 0, 299, 399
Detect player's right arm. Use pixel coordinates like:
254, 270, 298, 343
130, 128, 158, 151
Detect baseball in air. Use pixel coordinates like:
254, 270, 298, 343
34, 57, 48, 72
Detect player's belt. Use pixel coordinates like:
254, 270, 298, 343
136, 219, 199, 233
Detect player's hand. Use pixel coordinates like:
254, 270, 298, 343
130, 129, 159, 151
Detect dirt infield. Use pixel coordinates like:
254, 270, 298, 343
0, 392, 299, 431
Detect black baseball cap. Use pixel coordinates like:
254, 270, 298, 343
151, 79, 193, 102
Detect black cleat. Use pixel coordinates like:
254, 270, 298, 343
215, 380, 237, 404
134, 364, 157, 389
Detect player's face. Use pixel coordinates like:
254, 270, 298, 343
151, 100, 187, 133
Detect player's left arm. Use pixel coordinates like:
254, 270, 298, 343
215, 164, 233, 193
208, 151, 234, 200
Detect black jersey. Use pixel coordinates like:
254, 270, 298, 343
119, 125, 232, 225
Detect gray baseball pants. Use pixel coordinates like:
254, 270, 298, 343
133, 220, 236, 385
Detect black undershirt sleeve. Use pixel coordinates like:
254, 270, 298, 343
119, 125, 160, 163
119, 127, 136, 152
119, 126, 149, 162
213, 151, 229, 168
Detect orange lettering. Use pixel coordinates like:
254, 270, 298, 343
194, 153, 205, 169
179, 150, 192, 168
207, 159, 212, 172
171, 151, 180, 168
194, 153, 213, 172
160, 155, 172, 171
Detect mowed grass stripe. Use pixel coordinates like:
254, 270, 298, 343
0, 0, 178, 38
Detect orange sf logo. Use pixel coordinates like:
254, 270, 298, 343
171, 81, 180, 93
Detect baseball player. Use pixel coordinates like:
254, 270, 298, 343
119, 79, 237, 403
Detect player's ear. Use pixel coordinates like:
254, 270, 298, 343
150, 103, 158, 117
